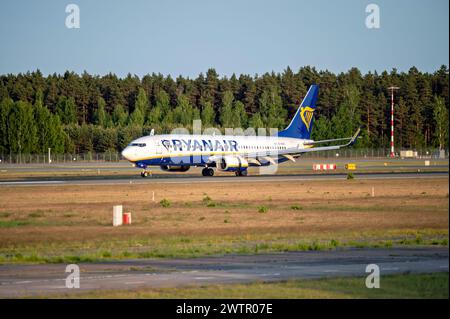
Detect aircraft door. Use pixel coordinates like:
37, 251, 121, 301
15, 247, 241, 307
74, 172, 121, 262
156, 141, 162, 154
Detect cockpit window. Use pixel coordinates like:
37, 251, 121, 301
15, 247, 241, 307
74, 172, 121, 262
129, 143, 146, 147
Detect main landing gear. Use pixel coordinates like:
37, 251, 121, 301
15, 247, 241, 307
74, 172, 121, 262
201, 167, 215, 177
140, 170, 151, 178
235, 170, 248, 177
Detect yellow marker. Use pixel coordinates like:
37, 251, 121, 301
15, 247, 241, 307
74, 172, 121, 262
345, 163, 356, 170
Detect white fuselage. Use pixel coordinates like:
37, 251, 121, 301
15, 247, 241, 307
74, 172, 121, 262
121, 134, 312, 168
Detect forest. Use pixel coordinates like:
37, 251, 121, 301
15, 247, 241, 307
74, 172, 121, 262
0, 65, 448, 155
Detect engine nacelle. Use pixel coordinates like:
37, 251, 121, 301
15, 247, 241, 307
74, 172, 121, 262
160, 165, 190, 172
218, 156, 249, 172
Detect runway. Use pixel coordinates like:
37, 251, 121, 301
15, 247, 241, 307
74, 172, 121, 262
0, 247, 447, 297
0, 171, 448, 187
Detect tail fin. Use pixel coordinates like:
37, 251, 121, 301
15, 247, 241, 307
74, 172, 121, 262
277, 85, 319, 139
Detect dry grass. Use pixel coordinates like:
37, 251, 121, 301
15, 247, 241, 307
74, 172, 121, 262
0, 178, 448, 261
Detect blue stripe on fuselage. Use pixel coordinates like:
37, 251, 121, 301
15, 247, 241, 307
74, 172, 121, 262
135, 155, 210, 167
134, 153, 290, 168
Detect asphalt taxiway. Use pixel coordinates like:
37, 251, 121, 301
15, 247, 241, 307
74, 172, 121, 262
0, 247, 447, 297
0, 171, 448, 187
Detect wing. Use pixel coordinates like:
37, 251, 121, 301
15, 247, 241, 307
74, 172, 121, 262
286, 125, 363, 157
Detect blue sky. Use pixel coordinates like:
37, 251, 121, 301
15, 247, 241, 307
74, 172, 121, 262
0, 0, 448, 77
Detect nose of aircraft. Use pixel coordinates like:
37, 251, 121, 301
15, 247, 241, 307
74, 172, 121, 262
121, 147, 132, 161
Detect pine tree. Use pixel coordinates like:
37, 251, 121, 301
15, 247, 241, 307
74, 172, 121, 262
396, 97, 408, 149
311, 116, 332, 141
0, 98, 13, 154
201, 99, 215, 127
375, 92, 388, 148
266, 90, 286, 129
8, 101, 37, 154
204, 68, 219, 108
220, 91, 234, 127
258, 89, 287, 129
147, 90, 170, 125
232, 101, 247, 128
112, 104, 128, 126
248, 112, 264, 129
129, 88, 149, 127
331, 85, 362, 138
94, 97, 107, 127
34, 98, 52, 153
48, 114, 66, 153
56, 96, 77, 125
173, 94, 195, 126
134, 87, 149, 116
129, 107, 145, 127
433, 96, 448, 150
147, 105, 162, 126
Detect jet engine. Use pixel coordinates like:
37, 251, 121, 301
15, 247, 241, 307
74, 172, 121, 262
217, 156, 249, 172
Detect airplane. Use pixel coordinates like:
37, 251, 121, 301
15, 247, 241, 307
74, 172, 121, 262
121, 85, 362, 177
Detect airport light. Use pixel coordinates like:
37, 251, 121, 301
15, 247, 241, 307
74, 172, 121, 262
387, 86, 399, 158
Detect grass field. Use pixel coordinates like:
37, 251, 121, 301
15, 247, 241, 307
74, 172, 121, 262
46, 272, 449, 299
0, 177, 448, 263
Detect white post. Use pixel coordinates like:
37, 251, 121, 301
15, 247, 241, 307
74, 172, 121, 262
48, 148, 51, 164
113, 205, 123, 226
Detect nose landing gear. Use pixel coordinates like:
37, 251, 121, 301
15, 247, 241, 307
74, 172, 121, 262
140, 170, 151, 178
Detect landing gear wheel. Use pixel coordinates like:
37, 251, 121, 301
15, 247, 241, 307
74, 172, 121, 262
202, 168, 214, 177
235, 170, 248, 176
140, 171, 149, 178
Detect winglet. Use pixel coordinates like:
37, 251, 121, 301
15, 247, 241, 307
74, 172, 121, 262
348, 125, 363, 146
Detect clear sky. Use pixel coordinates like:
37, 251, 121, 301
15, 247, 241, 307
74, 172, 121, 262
0, 0, 448, 78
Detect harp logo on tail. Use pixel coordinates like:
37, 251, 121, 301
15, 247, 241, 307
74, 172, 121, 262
300, 106, 314, 131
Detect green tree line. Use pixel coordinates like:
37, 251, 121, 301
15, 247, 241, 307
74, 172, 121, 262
0, 66, 448, 154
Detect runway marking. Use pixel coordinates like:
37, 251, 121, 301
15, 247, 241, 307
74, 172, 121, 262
194, 277, 215, 280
